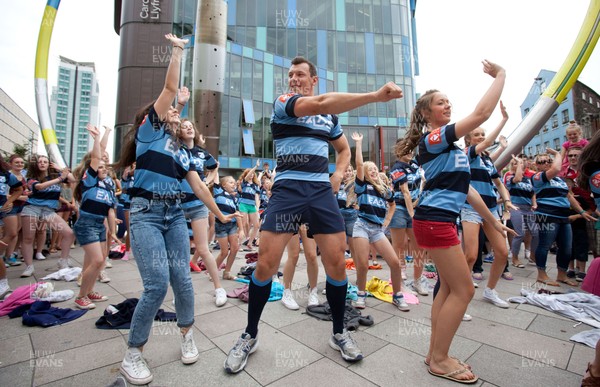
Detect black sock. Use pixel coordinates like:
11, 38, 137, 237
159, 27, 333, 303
325, 275, 347, 335
245, 272, 272, 338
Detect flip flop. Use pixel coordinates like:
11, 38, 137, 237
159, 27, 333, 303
502, 272, 514, 280
536, 279, 560, 287
428, 367, 479, 384
557, 278, 578, 287
424, 358, 472, 370
512, 263, 525, 268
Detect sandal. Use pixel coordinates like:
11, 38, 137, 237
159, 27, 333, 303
428, 367, 478, 384
472, 273, 483, 281
536, 279, 560, 287
49, 248, 58, 254
222, 271, 238, 281
511, 262, 525, 268
501, 272, 514, 280
557, 278, 578, 287
582, 362, 600, 386
424, 357, 472, 370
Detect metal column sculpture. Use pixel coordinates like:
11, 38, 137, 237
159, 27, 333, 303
495, 0, 600, 169
34, 0, 67, 169
192, 0, 228, 158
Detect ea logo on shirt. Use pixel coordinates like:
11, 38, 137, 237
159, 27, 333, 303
534, 173, 541, 181
591, 172, 600, 189
391, 170, 405, 180
278, 93, 295, 103
428, 128, 442, 145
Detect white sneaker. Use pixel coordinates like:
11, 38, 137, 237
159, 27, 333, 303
35, 252, 46, 260
401, 271, 407, 280
308, 287, 320, 306
0, 280, 11, 299
104, 257, 112, 268
483, 288, 509, 308
181, 330, 199, 364
77, 273, 82, 287
414, 276, 430, 296
98, 270, 111, 283
352, 293, 366, 309
393, 294, 410, 311
272, 274, 280, 283
281, 289, 299, 310
21, 265, 34, 277
462, 313, 473, 321
57, 258, 70, 270
120, 347, 153, 385
215, 288, 227, 307
472, 282, 479, 288
524, 249, 531, 260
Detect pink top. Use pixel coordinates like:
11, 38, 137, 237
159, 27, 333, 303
560, 138, 589, 176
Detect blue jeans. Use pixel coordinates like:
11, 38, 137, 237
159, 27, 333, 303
127, 197, 194, 348
509, 207, 539, 257
535, 221, 572, 272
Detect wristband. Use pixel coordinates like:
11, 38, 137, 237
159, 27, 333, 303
579, 210, 585, 215
173, 45, 184, 50
178, 102, 186, 106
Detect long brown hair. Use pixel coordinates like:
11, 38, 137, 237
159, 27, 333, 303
577, 131, 600, 190
112, 100, 155, 171
26, 155, 58, 181
401, 89, 440, 155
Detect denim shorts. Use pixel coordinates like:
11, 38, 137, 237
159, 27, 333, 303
21, 204, 57, 221
341, 209, 358, 237
389, 206, 412, 229
215, 221, 238, 238
352, 217, 386, 243
6, 204, 24, 217
183, 204, 209, 221
74, 215, 106, 246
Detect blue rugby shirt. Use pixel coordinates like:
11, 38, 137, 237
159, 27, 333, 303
390, 159, 421, 208
0, 171, 22, 207
531, 171, 570, 220
355, 177, 394, 225
180, 145, 217, 209
79, 166, 118, 219
415, 124, 471, 222
129, 107, 193, 199
213, 183, 237, 224
503, 171, 534, 206
270, 93, 342, 183
26, 176, 62, 210
463, 146, 499, 211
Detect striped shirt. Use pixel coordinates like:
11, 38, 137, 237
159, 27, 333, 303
390, 159, 421, 208
270, 93, 342, 183
180, 145, 217, 209
238, 181, 260, 207
464, 146, 499, 210
415, 124, 470, 222
355, 177, 394, 225
79, 166, 118, 219
503, 170, 534, 206
213, 183, 237, 224
532, 171, 570, 220
0, 171, 22, 207
26, 176, 62, 209
129, 107, 193, 199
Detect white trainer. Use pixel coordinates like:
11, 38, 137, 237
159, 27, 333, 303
462, 313, 473, 321
35, 252, 46, 260
21, 265, 34, 278
120, 347, 153, 385
181, 330, 200, 364
281, 289, 299, 310
308, 287, 320, 306
483, 288, 509, 308
215, 288, 227, 307
414, 276, 430, 296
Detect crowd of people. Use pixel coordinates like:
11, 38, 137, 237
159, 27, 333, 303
1, 34, 599, 385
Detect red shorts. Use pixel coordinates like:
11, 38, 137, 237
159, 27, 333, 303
413, 219, 460, 249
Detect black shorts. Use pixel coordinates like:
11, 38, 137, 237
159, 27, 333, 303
260, 180, 344, 237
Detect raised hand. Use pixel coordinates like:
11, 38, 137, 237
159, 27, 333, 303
86, 123, 100, 138
482, 60, 505, 79
499, 100, 508, 120
546, 147, 559, 155
351, 132, 363, 142
375, 82, 403, 102
165, 33, 188, 48
177, 86, 190, 105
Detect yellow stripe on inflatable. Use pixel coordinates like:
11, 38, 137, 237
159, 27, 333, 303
42, 128, 58, 145
543, 0, 600, 104
34, 5, 57, 80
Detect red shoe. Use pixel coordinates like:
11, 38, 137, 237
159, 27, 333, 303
75, 296, 96, 309
87, 291, 108, 302
190, 262, 202, 272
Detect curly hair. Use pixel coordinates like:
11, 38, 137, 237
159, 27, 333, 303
401, 89, 440, 155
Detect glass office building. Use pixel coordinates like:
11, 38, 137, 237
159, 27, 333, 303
115, 0, 419, 171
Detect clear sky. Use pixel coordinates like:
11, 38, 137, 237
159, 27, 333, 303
0, 0, 598, 155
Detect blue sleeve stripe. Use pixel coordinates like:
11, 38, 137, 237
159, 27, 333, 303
271, 123, 331, 141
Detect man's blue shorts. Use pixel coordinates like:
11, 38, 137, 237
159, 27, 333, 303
260, 180, 344, 237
